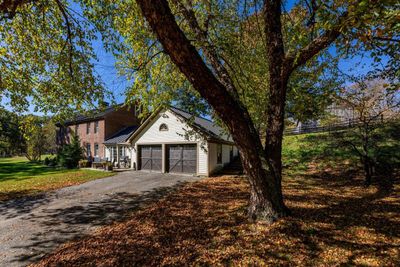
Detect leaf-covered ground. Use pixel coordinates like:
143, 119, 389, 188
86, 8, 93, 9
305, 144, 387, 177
32, 169, 399, 266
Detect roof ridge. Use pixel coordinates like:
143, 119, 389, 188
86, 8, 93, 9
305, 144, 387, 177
169, 105, 214, 123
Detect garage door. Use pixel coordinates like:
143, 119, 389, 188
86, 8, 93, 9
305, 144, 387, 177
167, 144, 197, 174
139, 145, 162, 171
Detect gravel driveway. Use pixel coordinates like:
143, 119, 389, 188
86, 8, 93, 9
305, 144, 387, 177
0, 171, 201, 266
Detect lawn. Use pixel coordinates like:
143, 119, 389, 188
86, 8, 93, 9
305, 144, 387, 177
0, 157, 114, 201
32, 133, 399, 266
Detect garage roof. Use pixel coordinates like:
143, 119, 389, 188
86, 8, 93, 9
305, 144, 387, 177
127, 106, 234, 145
169, 107, 231, 143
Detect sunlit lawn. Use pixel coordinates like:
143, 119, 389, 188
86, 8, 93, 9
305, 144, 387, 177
0, 157, 114, 201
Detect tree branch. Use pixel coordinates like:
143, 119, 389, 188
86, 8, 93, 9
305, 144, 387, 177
170, 0, 239, 99
54, 0, 74, 76
284, 26, 342, 73
0, 0, 36, 20
135, 0, 263, 154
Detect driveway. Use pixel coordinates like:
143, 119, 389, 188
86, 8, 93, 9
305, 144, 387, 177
0, 171, 201, 266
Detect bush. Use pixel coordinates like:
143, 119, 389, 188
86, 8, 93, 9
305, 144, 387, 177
43, 157, 50, 166
58, 135, 84, 169
78, 160, 90, 168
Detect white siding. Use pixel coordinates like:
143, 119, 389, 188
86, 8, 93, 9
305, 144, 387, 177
131, 146, 137, 170
131, 110, 208, 175
208, 142, 218, 174
105, 146, 111, 160
133, 110, 204, 144
222, 144, 231, 165
198, 142, 208, 175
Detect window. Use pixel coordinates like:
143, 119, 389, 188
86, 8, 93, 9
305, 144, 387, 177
75, 124, 79, 135
217, 144, 222, 164
94, 121, 99, 134
86, 143, 91, 157
86, 122, 91, 134
159, 123, 168, 131
94, 143, 99, 157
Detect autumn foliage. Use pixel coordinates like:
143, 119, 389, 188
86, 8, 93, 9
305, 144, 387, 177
33, 171, 399, 266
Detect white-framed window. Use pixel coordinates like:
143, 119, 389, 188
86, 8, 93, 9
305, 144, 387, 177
159, 123, 168, 131
94, 143, 99, 157
86, 122, 91, 134
86, 143, 91, 157
94, 121, 99, 134
217, 144, 222, 164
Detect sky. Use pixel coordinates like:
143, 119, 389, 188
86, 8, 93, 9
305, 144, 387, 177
1, 0, 388, 115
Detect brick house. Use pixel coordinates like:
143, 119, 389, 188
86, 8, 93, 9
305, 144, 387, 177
57, 104, 239, 176
56, 104, 141, 158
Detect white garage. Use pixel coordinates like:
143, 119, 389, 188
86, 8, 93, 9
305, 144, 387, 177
126, 106, 239, 176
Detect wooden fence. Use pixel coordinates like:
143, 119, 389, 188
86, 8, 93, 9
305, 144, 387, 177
284, 116, 386, 136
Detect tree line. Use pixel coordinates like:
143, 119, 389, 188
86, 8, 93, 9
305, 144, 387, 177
0, 109, 57, 160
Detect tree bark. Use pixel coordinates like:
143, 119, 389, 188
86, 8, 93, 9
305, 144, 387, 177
263, 0, 287, 207
136, 0, 289, 222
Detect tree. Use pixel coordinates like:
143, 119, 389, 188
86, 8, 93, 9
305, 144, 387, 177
0, 0, 107, 116
332, 78, 400, 186
58, 134, 84, 169
0, 107, 25, 156
1, 0, 398, 223
19, 115, 46, 161
130, 0, 399, 222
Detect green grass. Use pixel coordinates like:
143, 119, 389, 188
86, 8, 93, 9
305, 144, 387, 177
282, 120, 400, 176
0, 157, 114, 201
282, 132, 357, 174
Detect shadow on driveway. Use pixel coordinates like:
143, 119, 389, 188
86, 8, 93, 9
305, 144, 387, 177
0, 176, 188, 266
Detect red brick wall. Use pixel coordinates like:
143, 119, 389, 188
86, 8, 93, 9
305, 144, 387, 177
73, 119, 106, 158
56, 105, 141, 159
104, 106, 140, 139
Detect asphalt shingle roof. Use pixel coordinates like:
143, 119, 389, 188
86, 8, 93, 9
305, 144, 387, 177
169, 106, 232, 143
104, 125, 138, 144
60, 104, 124, 126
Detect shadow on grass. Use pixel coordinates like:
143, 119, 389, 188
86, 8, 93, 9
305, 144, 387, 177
9, 181, 188, 265
0, 160, 63, 182
31, 172, 399, 266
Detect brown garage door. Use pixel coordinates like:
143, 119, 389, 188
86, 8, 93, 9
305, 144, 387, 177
139, 145, 162, 171
167, 144, 197, 174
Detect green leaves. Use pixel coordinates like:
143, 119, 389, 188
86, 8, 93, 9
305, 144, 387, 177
0, 0, 107, 116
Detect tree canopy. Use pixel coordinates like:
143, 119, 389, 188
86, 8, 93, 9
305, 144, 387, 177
1, 0, 399, 222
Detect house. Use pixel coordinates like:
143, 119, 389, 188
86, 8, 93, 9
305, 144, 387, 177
56, 104, 141, 158
103, 106, 239, 176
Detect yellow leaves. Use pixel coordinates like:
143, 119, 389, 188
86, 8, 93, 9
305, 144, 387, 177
32, 170, 400, 267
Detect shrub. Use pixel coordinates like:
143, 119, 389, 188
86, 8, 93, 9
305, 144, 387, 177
78, 160, 90, 168
58, 135, 84, 169
43, 157, 50, 166
48, 157, 58, 167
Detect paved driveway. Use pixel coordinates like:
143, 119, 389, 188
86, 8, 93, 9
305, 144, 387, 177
0, 171, 201, 266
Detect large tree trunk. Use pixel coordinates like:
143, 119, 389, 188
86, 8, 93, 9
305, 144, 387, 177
136, 0, 288, 223
262, 0, 290, 213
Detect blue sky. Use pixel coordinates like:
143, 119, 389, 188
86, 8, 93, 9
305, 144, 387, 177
1, 0, 386, 114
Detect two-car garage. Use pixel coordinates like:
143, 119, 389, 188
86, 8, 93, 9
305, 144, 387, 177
138, 144, 197, 174
128, 107, 238, 176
